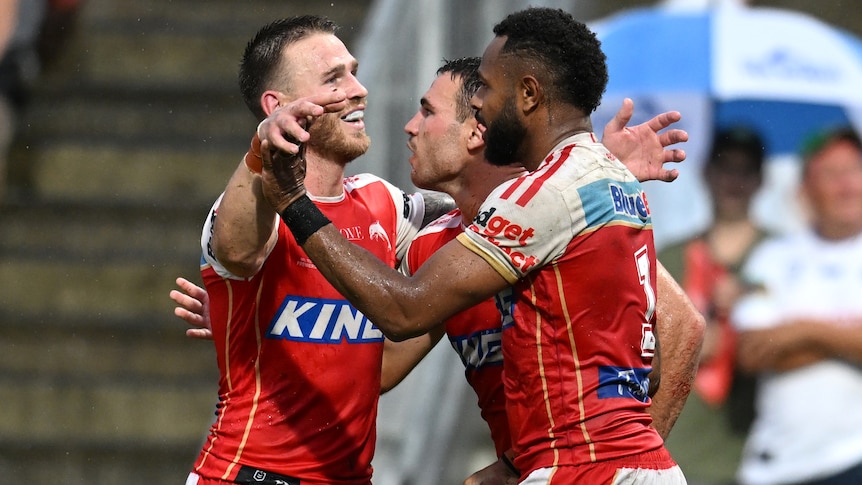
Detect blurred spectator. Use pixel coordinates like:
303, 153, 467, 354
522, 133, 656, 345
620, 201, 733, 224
0, 0, 80, 201
661, 126, 768, 484
731, 127, 862, 485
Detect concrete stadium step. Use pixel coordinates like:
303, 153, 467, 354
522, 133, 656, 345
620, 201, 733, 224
0, 442, 200, 484
0, 319, 216, 380
44, 0, 374, 91
11, 141, 238, 205
0, 202, 204, 263
0, 365, 216, 444
20, 85, 252, 147
0, 316, 218, 482
0, 258, 199, 322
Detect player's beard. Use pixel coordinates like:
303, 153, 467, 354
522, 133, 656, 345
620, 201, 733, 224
483, 98, 526, 167
307, 111, 371, 165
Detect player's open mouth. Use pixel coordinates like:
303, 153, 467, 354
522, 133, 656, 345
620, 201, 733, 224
342, 109, 365, 128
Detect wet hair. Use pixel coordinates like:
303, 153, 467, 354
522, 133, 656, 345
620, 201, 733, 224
492, 7, 607, 114
238, 16, 339, 120
437, 57, 482, 123
707, 126, 766, 173
800, 126, 862, 174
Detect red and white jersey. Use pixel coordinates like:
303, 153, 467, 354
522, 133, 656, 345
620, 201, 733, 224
195, 173, 424, 485
400, 210, 511, 457
457, 133, 664, 476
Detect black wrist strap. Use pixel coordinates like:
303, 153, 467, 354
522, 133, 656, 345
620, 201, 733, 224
279, 195, 331, 246
500, 452, 519, 476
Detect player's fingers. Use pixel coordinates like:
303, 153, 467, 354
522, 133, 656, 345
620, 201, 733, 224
175, 277, 206, 300
174, 306, 202, 326
261, 133, 303, 160
186, 328, 214, 340
662, 148, 686, 163
604, 98, 634, 133
659, 128, 689, 148
307, 89, 349, 112
646, 110, 682, 132
654, 168, 680, 183
170, 290, 203, 314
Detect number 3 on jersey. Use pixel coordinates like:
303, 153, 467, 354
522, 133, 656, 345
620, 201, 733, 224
634, 245, 656, 358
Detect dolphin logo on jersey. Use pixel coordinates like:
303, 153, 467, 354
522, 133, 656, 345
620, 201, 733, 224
369, 221, 392, 251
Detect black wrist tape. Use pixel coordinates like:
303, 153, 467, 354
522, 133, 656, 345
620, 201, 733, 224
501, 453, 519, 476
279, 195, 331, 246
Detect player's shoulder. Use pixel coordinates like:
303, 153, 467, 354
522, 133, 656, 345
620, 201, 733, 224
343, 172, 391, 190
419, 209, 463, 233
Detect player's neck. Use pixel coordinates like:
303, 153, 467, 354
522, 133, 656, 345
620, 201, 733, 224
304, 154, 348, 198
453, 164, 524, 221
526, 110, 592, 171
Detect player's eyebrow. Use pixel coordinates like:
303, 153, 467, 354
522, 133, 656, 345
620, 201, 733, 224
321, 59, 359, 80
420, 96, 434, 111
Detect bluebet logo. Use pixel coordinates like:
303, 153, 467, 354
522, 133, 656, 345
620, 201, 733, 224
267, 296, 384, 343
597, 366, 651, 402
608, 183, 650, 221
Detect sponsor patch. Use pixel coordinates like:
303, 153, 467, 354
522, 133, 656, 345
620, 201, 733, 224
608, 183, 650, 221
449, 327, 504, 369
597, 365, 651, 402
267, 296, 384, 343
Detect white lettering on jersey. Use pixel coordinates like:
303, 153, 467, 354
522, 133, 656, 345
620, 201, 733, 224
267, 296, 384, 343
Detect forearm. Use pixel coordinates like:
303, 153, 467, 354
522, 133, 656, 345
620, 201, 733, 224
809, 320, 862, 366
737, 319, 862, 373
649, 262, 705, 439
211, 159, 278, 277
299, 216, 446, 340
288, 196, 503, 340
381, 325, 445, 393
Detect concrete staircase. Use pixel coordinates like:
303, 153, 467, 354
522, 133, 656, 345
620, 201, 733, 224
0, 1, 371, 482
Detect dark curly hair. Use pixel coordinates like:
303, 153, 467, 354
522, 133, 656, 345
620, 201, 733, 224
493, 7, 607, 114
238, 16, 339, 120
437, 57, 482, 123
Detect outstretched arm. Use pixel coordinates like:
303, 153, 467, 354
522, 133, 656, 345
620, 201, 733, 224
602, 98, 688, 183
649, 262, 705, 439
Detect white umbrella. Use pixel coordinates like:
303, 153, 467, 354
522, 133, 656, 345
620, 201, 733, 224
590, 5, 862, 244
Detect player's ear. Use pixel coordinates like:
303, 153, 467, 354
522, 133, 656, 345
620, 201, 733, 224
261, 90, 284, 116
520, 75, 541, 115
466, 120, 485, 151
